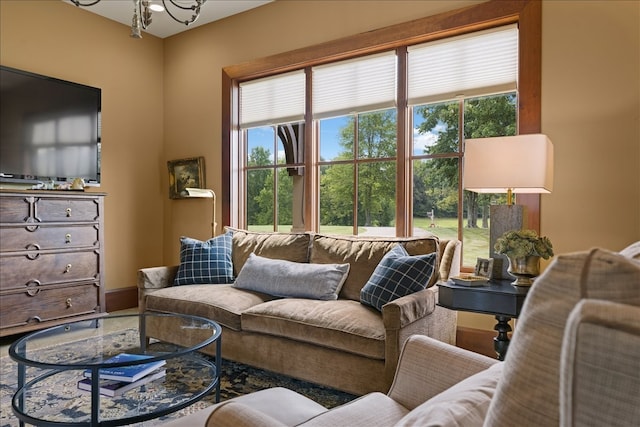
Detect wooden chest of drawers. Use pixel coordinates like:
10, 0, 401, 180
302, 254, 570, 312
0, 190, 106, 337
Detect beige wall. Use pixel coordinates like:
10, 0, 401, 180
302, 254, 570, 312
2, 1, 638, 332
0, 0, 165, 291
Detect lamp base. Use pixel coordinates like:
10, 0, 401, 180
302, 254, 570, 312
489, 204, 524, 280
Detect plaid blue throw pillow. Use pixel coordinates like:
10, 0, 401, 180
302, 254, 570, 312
360, 244, 437, 311
174, 231, 234, 285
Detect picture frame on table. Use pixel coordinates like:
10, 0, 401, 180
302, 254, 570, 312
167, 157, 205, 199
474, 257, 494, 279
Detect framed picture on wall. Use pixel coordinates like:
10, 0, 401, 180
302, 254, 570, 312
167, 157, 205, 199
474, 257, 494, 279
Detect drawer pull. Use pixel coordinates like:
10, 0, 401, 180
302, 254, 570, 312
27, 316, 43, 324
66, 298, 73, 308
25, 243, 41, 260
66, 207, 72, 217
26, 280, 42, 296
65, 233, 72, 244
64, 264, 72, 273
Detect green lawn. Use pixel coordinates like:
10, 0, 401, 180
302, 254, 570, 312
414, 217, 490, 265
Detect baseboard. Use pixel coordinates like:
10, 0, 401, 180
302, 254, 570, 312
456, 326, 500, 359
105, 287, 138, 312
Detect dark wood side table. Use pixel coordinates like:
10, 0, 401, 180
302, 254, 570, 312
437, 279, 530, 360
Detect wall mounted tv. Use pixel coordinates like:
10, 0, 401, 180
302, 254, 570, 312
0, 65, 101, 187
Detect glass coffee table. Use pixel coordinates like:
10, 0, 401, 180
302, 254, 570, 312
9, 312, 221, 426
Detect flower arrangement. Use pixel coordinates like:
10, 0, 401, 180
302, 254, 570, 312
494, 229, 554, 260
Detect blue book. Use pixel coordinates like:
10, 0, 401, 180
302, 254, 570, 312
78, 369, 166, 397
84, 353, 166, 383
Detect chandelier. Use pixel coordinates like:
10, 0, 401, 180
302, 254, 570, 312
70, 0, 208, 38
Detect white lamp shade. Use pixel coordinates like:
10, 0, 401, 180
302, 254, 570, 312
463, 134, 554, 194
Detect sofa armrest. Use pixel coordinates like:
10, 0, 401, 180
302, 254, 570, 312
438, 239, 461, 281
388, 335, 499, 410
137, 265, 179, 312
382, 287, 436, 330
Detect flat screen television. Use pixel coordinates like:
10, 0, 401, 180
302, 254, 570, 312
0, 65, 101, 187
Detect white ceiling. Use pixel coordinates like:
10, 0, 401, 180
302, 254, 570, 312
62, 0, 272, 39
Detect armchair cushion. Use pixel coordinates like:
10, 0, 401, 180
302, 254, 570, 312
360, 245, 437, 311
174, 232, 234, 285
234, 253, 350, 300
206, 387, 327, 427
302, 392, 409, 427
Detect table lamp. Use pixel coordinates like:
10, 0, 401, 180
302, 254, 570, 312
463, 134, 554, 278
185, 188, 217, 237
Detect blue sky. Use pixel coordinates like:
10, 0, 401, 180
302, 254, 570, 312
246, 110, 441, 163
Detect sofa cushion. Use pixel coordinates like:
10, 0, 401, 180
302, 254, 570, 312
227, 227, 311, 275
394, 362, 502, 427
360, 245, 437, 311
145, 284, 275, 331
485, 248, 640, 427
310, 234, 440, 301
234, 253, 350, 300
242, 298, 386, 359
174, 232, 233, 285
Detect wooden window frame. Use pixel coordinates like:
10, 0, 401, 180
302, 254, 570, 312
222, 0, 542, 233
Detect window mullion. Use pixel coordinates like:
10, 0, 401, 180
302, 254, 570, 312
396, 46, 409, 237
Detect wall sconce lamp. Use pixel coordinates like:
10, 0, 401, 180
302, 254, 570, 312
463, 134, 554, 278
185, 188, 217, 237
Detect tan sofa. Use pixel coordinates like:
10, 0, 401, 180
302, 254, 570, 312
138, 228, 461, 395
162, 241, 640, 427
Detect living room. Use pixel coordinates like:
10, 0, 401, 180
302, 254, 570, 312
2, 0, 637, 334
1, 0, 638, 425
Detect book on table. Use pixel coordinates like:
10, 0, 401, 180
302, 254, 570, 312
78, 369, 166, 397
83, 353, 167, 383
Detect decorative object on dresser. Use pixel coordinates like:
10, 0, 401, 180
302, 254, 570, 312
0, 190, 106, 337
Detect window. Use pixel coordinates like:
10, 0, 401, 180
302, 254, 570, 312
412, 93, 517, 264
224, 0, 542, 269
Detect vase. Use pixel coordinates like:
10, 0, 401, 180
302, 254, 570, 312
507, 255, 541, 286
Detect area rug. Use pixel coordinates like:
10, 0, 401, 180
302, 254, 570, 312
0, 330, 357, 426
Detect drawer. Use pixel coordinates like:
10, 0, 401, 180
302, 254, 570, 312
0, 250, 99, 290
0, 282, 100, 330
0, 195, 30, 223
35, 198, 100, 222
0, 225, 99, 251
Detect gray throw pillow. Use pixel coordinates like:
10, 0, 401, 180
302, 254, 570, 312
233, 253, 350, 300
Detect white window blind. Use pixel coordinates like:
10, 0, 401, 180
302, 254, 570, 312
408, 25, 518, 105
312, 52, 397, 119
240, 70, 305, 128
